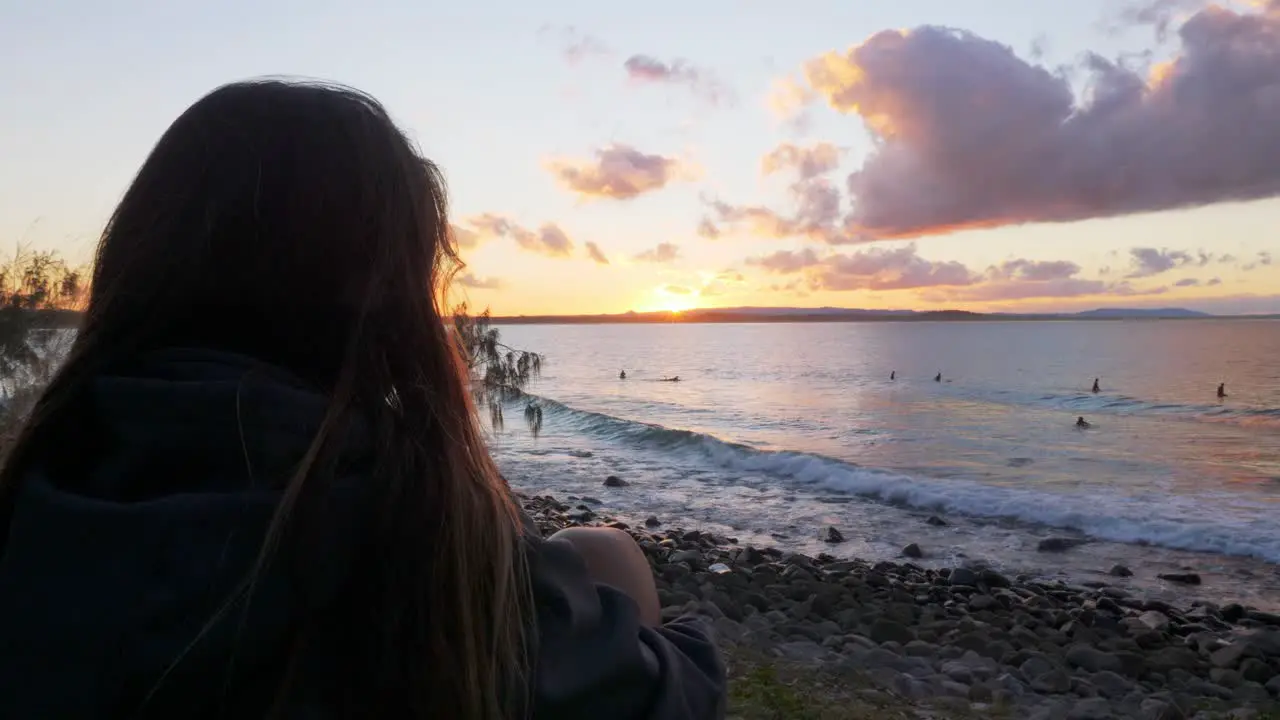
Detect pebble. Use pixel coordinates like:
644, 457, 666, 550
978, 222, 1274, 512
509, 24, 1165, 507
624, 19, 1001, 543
516, 492, 1280, 720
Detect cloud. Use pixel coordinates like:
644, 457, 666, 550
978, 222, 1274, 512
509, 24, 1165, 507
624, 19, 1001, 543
664, 284, 693, 295
515, 223, 574, 257
986, 259, 1082, 282
755, 3, 1280, 240
767, 75, 817, 123
456, 273, 503, 290
634, 242, 680, 263
585, 241, 610, 264
1243, 250, 1274, 270
747, 246, 1167, 300
745, 248, 822, 274
623, 55, 733, 105
1175, 277, 1201, 287
701, 179, 845, 242
1126, 247, 1216, 277
546, 144, 682, 200
450, 224, 481, 249
542, 25, 609, 64
761, 143, 842, 180
460, 214, 575, 257
748, 244, 976, 291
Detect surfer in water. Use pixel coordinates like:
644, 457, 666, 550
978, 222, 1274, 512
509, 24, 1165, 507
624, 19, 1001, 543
890, 370, 896, 380
1217, 382, 1227, 399
660, 376, 681, 382
619, 369, 626, 380
1076, 416, 1091, 429
934, 372, 942, 383
1091, 378, 1100, 393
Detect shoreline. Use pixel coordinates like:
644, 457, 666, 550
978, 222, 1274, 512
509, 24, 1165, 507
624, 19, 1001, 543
520, 493, 1280, 719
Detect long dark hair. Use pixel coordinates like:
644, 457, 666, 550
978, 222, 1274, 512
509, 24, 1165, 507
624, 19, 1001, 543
0, 80, 530, 718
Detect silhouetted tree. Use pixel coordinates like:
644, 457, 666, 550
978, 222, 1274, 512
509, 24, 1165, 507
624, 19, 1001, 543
452, 303, 544, 435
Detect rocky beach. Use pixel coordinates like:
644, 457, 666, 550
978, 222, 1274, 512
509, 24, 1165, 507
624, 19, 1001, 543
521, 492, 1280, 720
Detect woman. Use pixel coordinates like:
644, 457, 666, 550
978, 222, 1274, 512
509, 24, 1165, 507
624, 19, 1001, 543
0, 81, 724, 719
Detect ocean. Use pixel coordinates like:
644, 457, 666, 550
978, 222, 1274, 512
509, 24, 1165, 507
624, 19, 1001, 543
490, 319, 1280, 611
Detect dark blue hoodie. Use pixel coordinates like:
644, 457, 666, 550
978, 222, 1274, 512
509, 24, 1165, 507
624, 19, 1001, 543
0, 349, 725, 719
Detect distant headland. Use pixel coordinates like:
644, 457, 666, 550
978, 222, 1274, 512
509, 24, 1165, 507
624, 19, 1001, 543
492, 306, 1280, 325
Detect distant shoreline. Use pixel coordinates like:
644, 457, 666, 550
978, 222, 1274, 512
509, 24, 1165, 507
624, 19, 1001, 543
491, 311, 1280, 325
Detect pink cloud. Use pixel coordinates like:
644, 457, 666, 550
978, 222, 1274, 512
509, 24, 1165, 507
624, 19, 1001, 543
623, 55, 734, 105
585, 241, 610, 264
795, 3, 1280, 240
634, 242, 680, 263
456, 273, 503, 290
746, 246, 1175, 300
460, 214, 575, 258
546, 144, 681, 200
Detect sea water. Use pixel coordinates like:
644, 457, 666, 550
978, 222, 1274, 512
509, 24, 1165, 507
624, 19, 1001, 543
490, 320, 1280, 610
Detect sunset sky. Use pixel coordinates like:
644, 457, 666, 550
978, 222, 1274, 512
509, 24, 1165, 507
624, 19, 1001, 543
3, 0, 1279, 315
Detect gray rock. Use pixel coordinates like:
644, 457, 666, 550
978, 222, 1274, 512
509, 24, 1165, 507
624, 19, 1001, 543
1148, 647, 1201, 673
1066, 644, 1124, 674
869, 619, 916, 645
1067, 697, 1114, 720
603, 475, 628, 487
1032, 668, 1074, 694
902, 543, 924, 559
969, 594, 1000, 612
669, 549, 702, 567
644, 515, 661, 527
948, 567, 980, 586
926, 515, 948, 526
1266, 675, 1280, 696
820, 526, 844, 543
776, 640, 827, 663
1090, 670, 1133, 699
940, 660, 974, 684
1211, 643, 1251, 669
1021, 654, 1057, 680
1157, 573, 1201, 585
981, 569, 1012, 588
1232, 681, 1272, 704
1139, 699, 1184, 720
1109, 565, 1134, 577
1139, 610, 1171, 632
1239, 657, 1275, 684
1039, 537, 1089, 552
1210, 668, 1243, 689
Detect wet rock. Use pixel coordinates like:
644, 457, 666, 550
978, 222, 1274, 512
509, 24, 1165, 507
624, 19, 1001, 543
1138, 611, 1171, 632
1039, 537, 1089, 552
926, 515, 948, 526
644, 515, 661, 528
669, 549, 702, 567
902, 543, 924, 559
1110, 565, 1134, 578
1157, 573, 1202, 586
948, 567, 980, 587
1211, 643, 1250, 669
969, 595, 1000, 612
603, 475, 628, 487
820, 526, 844, 543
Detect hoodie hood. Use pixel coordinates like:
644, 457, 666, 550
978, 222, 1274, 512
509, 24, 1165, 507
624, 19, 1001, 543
0, 348, 372, 719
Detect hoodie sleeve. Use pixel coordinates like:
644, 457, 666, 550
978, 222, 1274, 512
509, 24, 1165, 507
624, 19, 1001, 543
522, 532, 726, 720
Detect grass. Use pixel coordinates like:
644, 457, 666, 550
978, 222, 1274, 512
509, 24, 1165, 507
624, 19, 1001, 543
724, 646, 1007, 720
